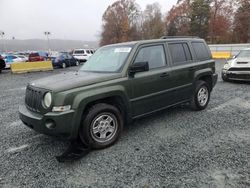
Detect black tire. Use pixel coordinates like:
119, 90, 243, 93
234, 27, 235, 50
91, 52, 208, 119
62, 63, 66, 69
79, 103, 123, 149
190, 80, 210, 111
222, 74, 229, 82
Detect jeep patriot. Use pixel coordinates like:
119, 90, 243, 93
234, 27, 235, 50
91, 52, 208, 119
19, 37, 218, 149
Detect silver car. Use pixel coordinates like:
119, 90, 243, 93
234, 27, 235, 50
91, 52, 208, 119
222, 48, 250, 81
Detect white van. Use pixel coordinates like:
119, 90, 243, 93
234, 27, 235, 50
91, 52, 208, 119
72, 49, 94, 62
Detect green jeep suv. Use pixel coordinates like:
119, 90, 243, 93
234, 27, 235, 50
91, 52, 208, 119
19, 37, 218, 149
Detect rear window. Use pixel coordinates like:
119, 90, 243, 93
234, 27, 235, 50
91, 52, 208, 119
74, 50, 85, 54
192, 42, 210, 61
169, 43, 192, 64
29, 53, 39, 57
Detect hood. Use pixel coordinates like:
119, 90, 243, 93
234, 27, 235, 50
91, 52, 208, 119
30, 71, 122, 92
230, 57, 250, 68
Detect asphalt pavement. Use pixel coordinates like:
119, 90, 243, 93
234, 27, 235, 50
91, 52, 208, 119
0, 61, 250, 187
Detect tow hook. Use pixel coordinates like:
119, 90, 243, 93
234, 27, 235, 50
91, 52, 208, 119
56, 138, 90, 162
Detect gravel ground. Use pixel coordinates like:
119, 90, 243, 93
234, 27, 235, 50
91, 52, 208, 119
0, 61, 250, 188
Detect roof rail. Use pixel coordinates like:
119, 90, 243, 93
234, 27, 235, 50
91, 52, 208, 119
160, 36, 200, 39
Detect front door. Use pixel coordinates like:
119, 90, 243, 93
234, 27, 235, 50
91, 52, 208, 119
130, 44, 172, 117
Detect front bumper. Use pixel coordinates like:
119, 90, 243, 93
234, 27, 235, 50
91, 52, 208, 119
19, 105, 76, 139
222, 70, 250, 81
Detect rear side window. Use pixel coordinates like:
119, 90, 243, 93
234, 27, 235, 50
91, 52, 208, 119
74, 50, 85, 54
134, 45, 166, 70
192, 42, 210, 61
169, 43, 192, 64
29, 53, 39, 57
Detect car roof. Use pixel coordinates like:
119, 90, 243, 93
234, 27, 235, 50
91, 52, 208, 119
104, 37, 205, 48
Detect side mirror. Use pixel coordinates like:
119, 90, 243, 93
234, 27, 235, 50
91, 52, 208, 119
129, 61, 149, 76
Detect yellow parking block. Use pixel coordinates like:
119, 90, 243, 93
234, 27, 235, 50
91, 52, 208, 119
212, 52, 232, 59
11, 61, 53, 74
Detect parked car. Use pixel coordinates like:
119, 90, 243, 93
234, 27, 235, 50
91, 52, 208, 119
19, 37, 217, 150
52, 52, 79, 68
72, 49, 93, 62
28, 52, 48, 62
17, 55, 28, 62
222, 48, 250, 81
3, 54, 25, 68
0, 55, 6, 72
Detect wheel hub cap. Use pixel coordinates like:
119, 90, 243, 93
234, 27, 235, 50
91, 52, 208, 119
91, 114, 117, 143
198, 87, 208, 106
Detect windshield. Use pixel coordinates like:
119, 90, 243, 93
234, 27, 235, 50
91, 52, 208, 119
80, 45, 132, 73
237, 50, 250, 58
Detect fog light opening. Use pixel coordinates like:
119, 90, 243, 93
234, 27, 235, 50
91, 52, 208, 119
45, 120, 56, 129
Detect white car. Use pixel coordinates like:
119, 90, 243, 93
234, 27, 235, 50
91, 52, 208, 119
16, 55, 28, 62
3, 55, 25, 68
72, 49, 94, 62
222, 48, 250, 81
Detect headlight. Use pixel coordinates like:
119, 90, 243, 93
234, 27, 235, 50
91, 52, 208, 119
223, 63, 230, 70
43, 92, 52, 108
223, 61, 232, 70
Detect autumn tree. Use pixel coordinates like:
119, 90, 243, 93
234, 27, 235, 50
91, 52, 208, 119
208, 0, 234, 43
189, 0, 210, 38
141, 2, 164, 39
233, 0, 250, 43
165, 1, 191, 36
100, 0, 140, 46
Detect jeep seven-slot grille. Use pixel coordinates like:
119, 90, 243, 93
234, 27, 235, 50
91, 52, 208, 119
25, 86, 44, 112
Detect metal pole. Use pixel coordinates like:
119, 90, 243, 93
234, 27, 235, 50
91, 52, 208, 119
0, 31, 6, 53
44, 31, 51, 55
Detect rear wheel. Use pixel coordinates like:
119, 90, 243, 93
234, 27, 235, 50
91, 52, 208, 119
79, 103, 123, 149
190, 80, 210, 111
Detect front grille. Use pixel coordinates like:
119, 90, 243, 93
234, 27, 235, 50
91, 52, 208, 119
228, 67, 250, 71
228, 74, 250, 80
25, 86, 45, 112
237, 62, 249, 64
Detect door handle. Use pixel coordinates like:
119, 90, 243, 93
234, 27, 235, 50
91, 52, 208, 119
189, 67, 196, 71
160, 72, 169, 78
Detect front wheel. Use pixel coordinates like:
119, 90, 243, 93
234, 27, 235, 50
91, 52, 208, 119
61, 63, 66, 69
79, 103, 123, 149
190, 80, 210, 111
222, 74, 229, 82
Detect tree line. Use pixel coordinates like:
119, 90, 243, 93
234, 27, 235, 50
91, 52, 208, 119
100, 0, 250, 46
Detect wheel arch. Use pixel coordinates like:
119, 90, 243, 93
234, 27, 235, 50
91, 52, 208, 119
70, 88, 131, 139
194, 69, 213, 91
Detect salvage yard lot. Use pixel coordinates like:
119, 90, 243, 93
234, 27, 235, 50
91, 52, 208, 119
0, 61, 250, 187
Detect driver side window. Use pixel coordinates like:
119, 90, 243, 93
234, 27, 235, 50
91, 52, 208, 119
134, 45, 166, 70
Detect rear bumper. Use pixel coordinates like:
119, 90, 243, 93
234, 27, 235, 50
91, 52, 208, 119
222, 70, 250, 81
19, 105, 77, 139
212, 73, 218, 87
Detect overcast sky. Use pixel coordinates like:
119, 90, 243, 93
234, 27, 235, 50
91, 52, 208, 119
0, 0, 176, 41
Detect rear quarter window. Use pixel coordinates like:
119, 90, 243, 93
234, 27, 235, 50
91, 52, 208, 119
192, 42, 211, 61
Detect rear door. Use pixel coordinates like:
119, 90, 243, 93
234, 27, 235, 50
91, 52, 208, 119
130, 43, 173, 117
167, 42, 195, 103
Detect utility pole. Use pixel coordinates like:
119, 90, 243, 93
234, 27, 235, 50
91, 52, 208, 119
44, 31, 51, 55
0, 31, 6, 53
